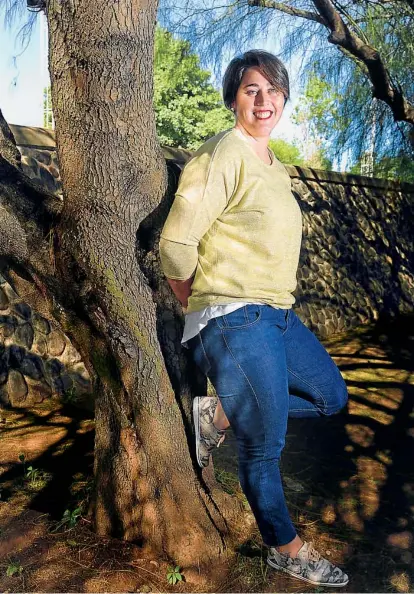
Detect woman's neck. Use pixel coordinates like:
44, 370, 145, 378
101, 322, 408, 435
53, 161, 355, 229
234, 124, 272, 164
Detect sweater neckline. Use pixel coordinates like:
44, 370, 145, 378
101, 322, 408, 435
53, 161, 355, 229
232, 128, 276, 168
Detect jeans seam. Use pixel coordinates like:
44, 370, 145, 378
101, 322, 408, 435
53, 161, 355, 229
220, 328, 279, 544
287, 367, 328, 411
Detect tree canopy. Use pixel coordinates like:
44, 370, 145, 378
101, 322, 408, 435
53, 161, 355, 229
154, 27, 233, 149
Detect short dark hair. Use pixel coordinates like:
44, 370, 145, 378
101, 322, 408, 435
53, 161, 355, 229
222, 50, 290, 110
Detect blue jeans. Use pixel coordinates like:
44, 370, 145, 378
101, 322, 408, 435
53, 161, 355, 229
187, 304, 348, 546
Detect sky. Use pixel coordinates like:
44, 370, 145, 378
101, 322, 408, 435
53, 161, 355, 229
0, 9, 49, 127
0, 7, 301, 142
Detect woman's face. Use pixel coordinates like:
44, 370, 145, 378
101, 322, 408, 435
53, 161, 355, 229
232, 67, 286, 139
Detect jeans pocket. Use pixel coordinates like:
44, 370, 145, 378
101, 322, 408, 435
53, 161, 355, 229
215, 304, 262, 330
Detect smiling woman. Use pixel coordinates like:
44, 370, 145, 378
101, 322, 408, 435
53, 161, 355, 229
223, 51, 289, 163
159, 49, 350, 589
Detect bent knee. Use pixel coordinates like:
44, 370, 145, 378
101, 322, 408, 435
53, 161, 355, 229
329, 376, 348, 414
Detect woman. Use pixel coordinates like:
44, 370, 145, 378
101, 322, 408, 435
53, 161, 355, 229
159, 50, 349, 588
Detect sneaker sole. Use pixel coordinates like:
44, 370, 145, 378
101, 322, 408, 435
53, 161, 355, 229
192, 397, 205, 468
267, 558, 349, 588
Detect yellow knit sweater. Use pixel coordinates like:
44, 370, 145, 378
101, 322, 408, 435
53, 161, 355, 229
159, 128, 302, 314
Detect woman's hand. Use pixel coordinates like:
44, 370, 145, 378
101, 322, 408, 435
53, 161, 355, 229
167, 276, 194, 308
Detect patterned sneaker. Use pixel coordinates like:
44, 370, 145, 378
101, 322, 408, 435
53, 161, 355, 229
193, 396, 226, 468
267, 541, 349, 587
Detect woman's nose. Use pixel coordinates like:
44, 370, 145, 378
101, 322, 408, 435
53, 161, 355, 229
255, 90, 269, 105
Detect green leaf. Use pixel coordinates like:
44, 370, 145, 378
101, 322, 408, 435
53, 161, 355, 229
6, 563, 22, 577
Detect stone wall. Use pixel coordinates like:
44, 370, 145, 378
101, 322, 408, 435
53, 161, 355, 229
0, 272, 92, 409
1, 124, 413, 408
289, 167, 414, 335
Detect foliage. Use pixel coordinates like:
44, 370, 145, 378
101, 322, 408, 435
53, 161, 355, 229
25, 465, 41, 483
154, 27, 233, 149
269, 138, 304, 166
350, 154, 414, 183
6, 562, 23, 577
43, 86, 53, 129
166, 565, 183, 585
53, 507, 82, 532
295, 70, 412, 178
268, 137, 331, 170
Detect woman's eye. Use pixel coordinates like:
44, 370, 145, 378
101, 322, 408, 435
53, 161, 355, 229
246, 90, 257, 96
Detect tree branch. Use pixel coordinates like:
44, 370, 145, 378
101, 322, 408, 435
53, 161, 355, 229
247, 0, 327, 24
0, 108, 21, 169
311, 0, 414, 126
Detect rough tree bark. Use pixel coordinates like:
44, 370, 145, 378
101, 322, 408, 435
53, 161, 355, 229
0, 0, 243, 579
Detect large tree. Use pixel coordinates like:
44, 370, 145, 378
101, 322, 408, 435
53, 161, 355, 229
0, 0, 241, 578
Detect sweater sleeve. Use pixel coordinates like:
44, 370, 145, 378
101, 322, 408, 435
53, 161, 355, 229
160, 144, 238, 280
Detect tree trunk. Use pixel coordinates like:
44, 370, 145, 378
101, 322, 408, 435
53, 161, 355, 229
40, 0, 241, 574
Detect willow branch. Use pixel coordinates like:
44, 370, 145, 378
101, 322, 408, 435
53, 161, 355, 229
247, 0, 327, 24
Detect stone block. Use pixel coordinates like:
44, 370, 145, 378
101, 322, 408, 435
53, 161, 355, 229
0, 287, 9, 311
9, 345, 26, 367
58, 342, 82, 367
47, 330, 66, 357
59, 373, 74, 393
2, 282, 19, 303
7, 369, 28, 406
31, 334, 48, 357
14, 323, 34, 350
20, 353, 45, 381
70, 362, 91, 390
0, 346, 9, 384
26, 377, 52, 404
32, 313, 51, 335
0, 315, 15, 339
45, 358, 64, 378
13, 302, 32, 321
0, 383, 10, 406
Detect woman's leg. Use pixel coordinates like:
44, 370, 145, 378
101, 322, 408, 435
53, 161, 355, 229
284, 310, 348, 418
193, 305, 296, 546
211, 309, 348, 428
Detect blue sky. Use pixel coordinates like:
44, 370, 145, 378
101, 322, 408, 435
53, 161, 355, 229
0, 7, 300, 141
0, 9, 49, 126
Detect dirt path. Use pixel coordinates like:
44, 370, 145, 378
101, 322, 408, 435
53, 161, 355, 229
1, 314, 413, 593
